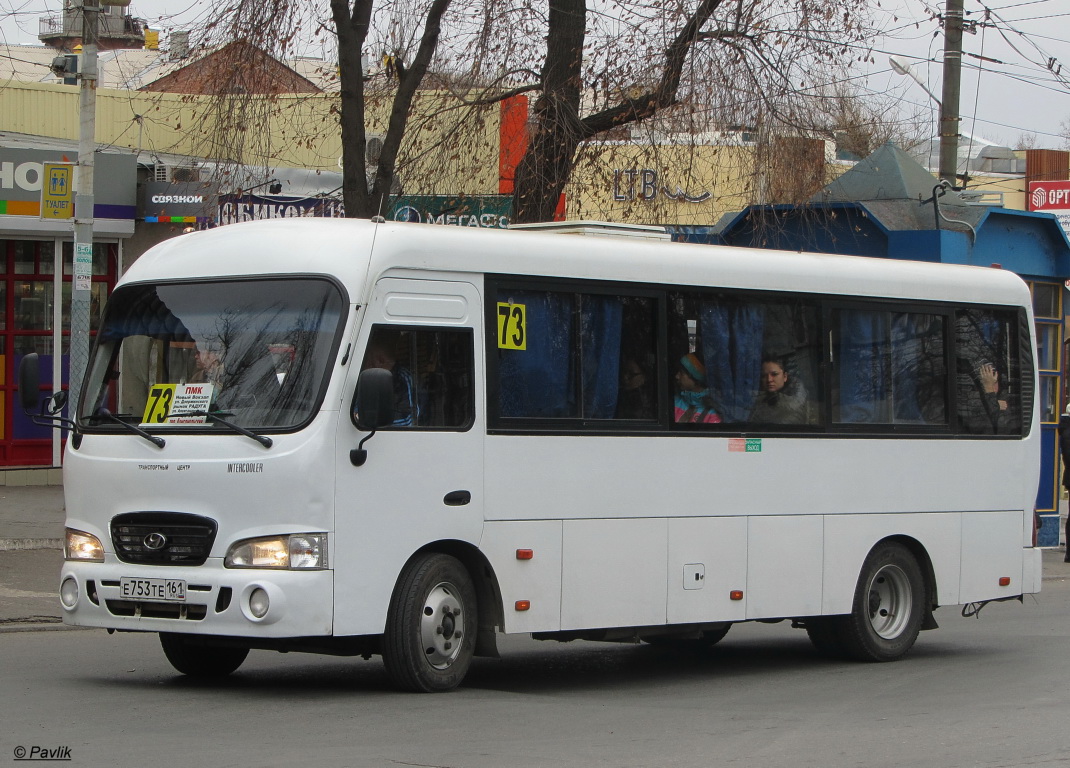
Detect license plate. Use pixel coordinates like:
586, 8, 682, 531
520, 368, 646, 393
119, 577, 186, 602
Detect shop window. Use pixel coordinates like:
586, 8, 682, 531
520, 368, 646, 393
1036, 322, 1060, 371
1032, 282, 1059, 319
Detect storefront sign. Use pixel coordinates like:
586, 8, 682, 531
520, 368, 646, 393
0, 148, 135, 219
1028, 180, 1070, 239
142, 181, 218, 222
216, 193, 345, 225
390, 195, 512, 228
612, 169, 712, 204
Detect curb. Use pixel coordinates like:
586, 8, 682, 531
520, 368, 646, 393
0, 620, 86, 634
0, 539, 63, 552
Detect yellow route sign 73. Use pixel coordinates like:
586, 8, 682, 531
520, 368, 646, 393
496, 302, 526, 350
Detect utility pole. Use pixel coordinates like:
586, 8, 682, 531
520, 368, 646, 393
69, 0, 100, 418
938, 0, 964, 186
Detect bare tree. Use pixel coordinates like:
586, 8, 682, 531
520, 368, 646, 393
190, 0, 458, 218
332, 0, 452, 217
176, 0, 894, 224
501, 0, 882, 223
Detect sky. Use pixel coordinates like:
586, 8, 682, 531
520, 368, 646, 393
1, 0, 1068, 148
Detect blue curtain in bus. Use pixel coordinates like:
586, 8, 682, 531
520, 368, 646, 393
841, 311, 942, 424
838, 310, 890, 422
699, 302, 763, 423
499, 292, 574, 417
890, 313, 926, 423
580, 295, 623, 418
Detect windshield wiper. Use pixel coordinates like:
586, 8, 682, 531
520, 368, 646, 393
91, 409, 166, 448
167, 410, 273, 449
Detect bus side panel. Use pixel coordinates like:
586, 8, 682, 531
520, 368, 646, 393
561, 519, 667, 631
959, 511, 1028, 604
480, 520, 563, 633
666, 517, 748, 624
745, 515, 823, 620
821, 513, 962, 616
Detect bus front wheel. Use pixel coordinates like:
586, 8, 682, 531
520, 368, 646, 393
159, 632, 249, 677
838, 542, 925, 662
382, 553, 477, 692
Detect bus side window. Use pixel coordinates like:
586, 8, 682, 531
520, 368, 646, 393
833, 309, 948, 427
667, 292, 822, 427
359, 326, 474, 429
496, 290, 656, 422
955, 308, 1021, 435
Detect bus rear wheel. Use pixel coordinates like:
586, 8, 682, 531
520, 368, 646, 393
838, 542, 925, 662
382, 553, 477, 693
159, 633, 249, 677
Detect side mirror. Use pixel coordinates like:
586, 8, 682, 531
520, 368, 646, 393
353, 367, 395, 431
18, 353, 41, 412
48, 390, 69, 416
350, 368, 395, 467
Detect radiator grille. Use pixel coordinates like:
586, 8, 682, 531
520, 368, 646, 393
111, 512, 218, 566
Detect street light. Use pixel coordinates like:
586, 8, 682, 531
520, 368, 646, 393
889, 56, 941, 107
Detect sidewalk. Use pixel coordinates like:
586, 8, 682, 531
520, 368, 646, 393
0, 484, 67, 631
0, 484, 65, 550
1, 484, 1069, 631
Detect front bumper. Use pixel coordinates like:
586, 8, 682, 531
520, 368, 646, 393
59, 558, 334, 638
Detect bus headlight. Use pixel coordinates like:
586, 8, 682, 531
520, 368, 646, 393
225, 534, 328, 569
65, 528, 104, 562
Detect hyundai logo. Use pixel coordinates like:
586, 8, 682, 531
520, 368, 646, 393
143, 532, 168, 551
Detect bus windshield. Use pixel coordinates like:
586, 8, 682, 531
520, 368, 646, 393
80, 278, 347, 431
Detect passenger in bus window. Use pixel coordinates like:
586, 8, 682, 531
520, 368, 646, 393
959, 361, 1014, 434
674, 353, 721, 424
749, 356, 808, 425
362, 333, 417, 426
617, 355, 655, 419
189, 344, 224, 387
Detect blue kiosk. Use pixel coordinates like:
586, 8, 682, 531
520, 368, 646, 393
673, 143, 1070, 545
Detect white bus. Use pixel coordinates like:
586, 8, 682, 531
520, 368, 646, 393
20, 219, 1041, 692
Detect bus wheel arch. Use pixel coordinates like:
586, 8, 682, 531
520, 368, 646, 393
890, 535, 939, 630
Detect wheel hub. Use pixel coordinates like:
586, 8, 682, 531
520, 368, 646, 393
867, 564, 912, 640
420, 581, 464, 670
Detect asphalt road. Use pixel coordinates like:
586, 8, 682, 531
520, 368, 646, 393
3, 573, 1069, 768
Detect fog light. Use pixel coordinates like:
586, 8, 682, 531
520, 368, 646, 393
249, 587, 270, 619
60, 577, 79, 609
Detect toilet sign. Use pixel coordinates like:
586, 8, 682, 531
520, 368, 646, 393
40, 162, 74, 220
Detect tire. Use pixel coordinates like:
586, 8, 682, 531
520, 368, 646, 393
644, 623, 731, 649
805, 617, 848, 659
699, 623, 732, 646
159, 633, 249, 678
837, 542, 925, 662
382, 553, 477, 692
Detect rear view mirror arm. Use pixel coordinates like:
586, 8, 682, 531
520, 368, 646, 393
350, 429, 377, 467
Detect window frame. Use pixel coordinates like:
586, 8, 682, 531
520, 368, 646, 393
356, 323, 477, 433
485, 274, 1033, 440
825, 299, 955, 435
